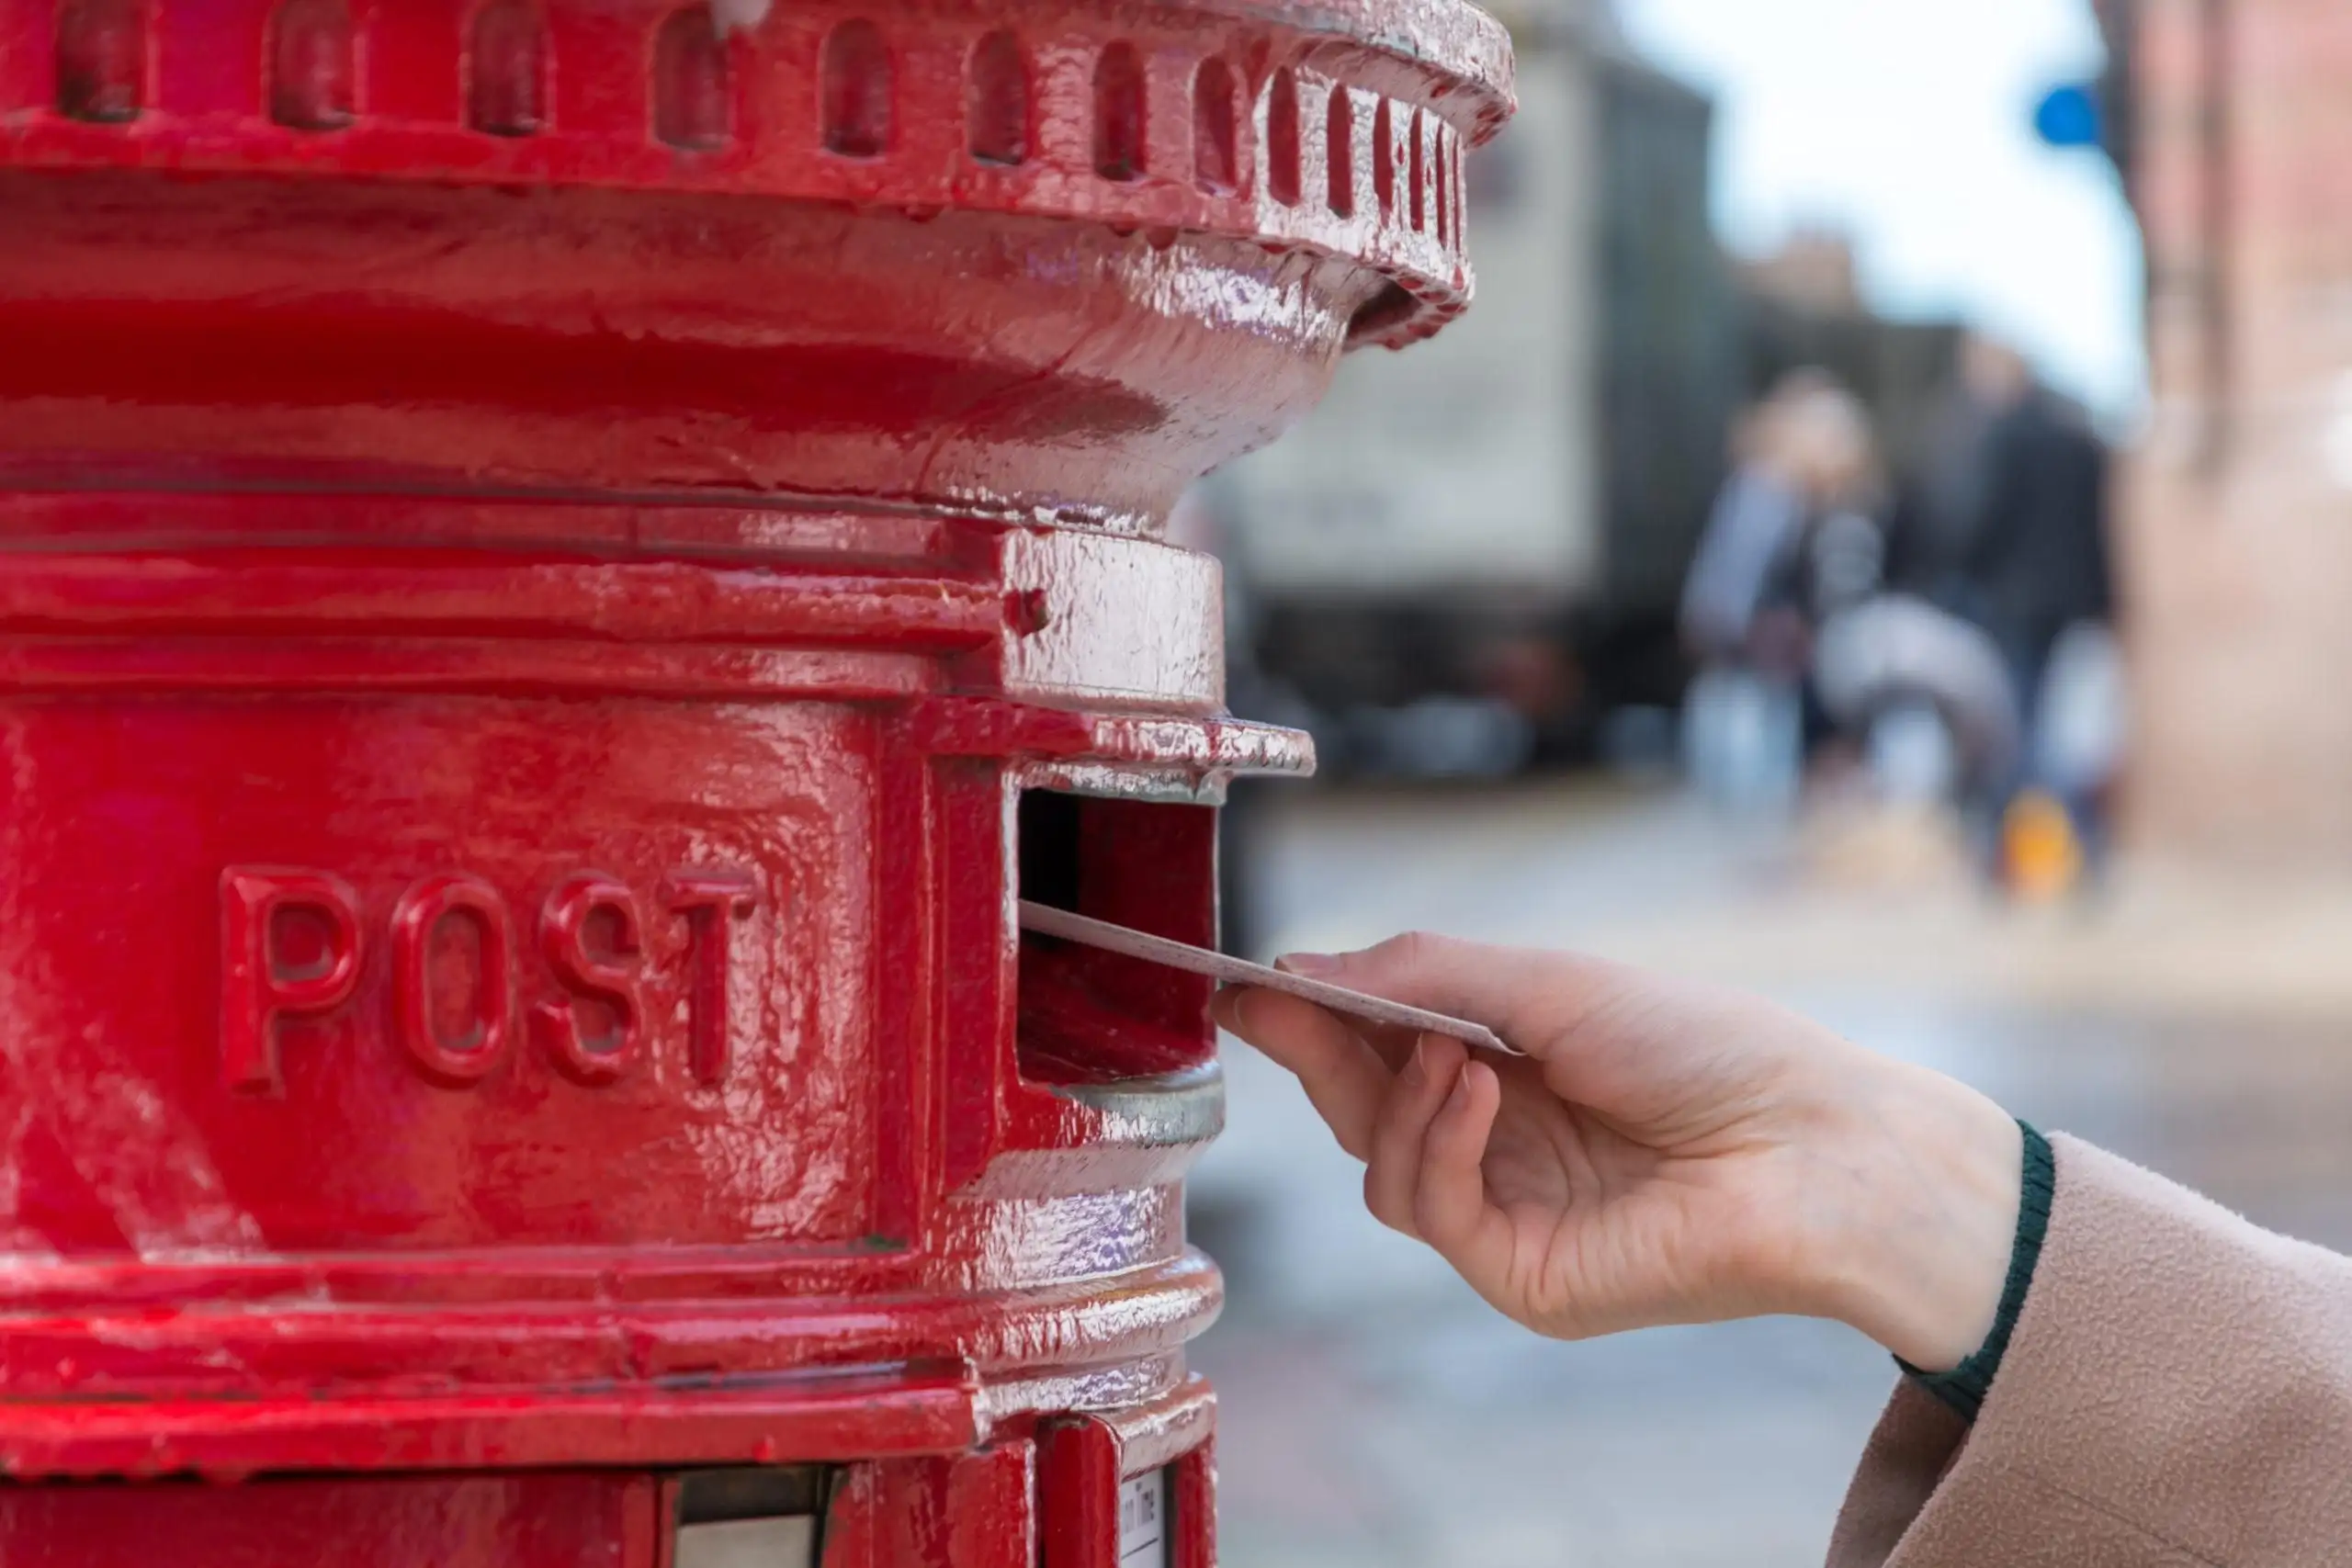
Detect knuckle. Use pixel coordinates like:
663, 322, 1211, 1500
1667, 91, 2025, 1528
1361, 930, 1488, 1021
1378, 929, 1444, 972
1359, 929, 1454, 997
1410, 1186, 1450, 1243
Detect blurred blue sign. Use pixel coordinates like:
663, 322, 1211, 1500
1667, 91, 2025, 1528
2034, 83, 2103, 150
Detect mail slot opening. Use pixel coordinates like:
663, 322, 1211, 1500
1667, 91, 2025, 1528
1016, 790, 1217, 1084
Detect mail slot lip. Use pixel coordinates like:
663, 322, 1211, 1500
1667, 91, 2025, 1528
960, 1070, 1226, 1203
915, 699, 1316, 777
1049, 1063, 1226, 1133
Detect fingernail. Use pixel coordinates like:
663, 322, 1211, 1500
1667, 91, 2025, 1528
1444, 1066, 1474, 1111
1221, 988, 1261, 1035
1274, 951, 1340, 977
1403, 1039, 1427, 1087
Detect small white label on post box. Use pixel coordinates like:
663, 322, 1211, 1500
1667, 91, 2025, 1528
674, 1517, 818, 1568
1117, 1468, 1170, 1567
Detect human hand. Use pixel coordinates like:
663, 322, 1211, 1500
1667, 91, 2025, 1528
1211, 935, 2021, 1371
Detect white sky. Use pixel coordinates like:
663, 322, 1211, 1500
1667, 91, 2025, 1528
1618, 0, 2147, 418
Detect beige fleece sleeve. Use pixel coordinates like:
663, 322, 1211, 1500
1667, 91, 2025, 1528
1828, 1133, 2352, 1567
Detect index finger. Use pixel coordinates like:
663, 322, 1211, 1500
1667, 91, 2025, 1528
1280, 931, 1618, 1052
1213, 986, 1393, 1162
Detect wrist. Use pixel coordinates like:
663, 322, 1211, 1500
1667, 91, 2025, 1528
1797, 1058, 2023, 1371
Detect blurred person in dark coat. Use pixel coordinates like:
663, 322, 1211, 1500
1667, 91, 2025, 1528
1893, 335, 2120, 891
1952, 337, 2114, 728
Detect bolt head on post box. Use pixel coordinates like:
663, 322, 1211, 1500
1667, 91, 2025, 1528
0, 0, 1510, 1563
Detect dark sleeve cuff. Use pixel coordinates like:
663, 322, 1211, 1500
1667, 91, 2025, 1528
1896, 1120, 2054, 1421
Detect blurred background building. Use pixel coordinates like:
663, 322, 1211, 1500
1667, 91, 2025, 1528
2109, 0, 2352, 859
1213, 0, 1726, 780
1208, 0, 2352, 868
1210, 0, 1980, 787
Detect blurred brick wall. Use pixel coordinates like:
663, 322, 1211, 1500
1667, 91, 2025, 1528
2124, 0, 2352, 859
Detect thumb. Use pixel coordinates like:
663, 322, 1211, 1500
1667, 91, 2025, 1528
1278, 931, 1607, 1050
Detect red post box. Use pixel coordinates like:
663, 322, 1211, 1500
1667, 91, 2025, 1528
0, 1, 1509, 1562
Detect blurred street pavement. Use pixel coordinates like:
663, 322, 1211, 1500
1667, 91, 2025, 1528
1191, 780, 2352, 1568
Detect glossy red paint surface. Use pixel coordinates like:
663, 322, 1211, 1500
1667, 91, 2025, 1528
0, 0, 1507, 1559
0, 1472, 662, 1568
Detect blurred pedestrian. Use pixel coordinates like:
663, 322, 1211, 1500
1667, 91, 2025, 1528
1926, 337, 2120, 891
1679, 370, 1885, 809
1955, 340, 2113, 727
1887, 336, 2007, 615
